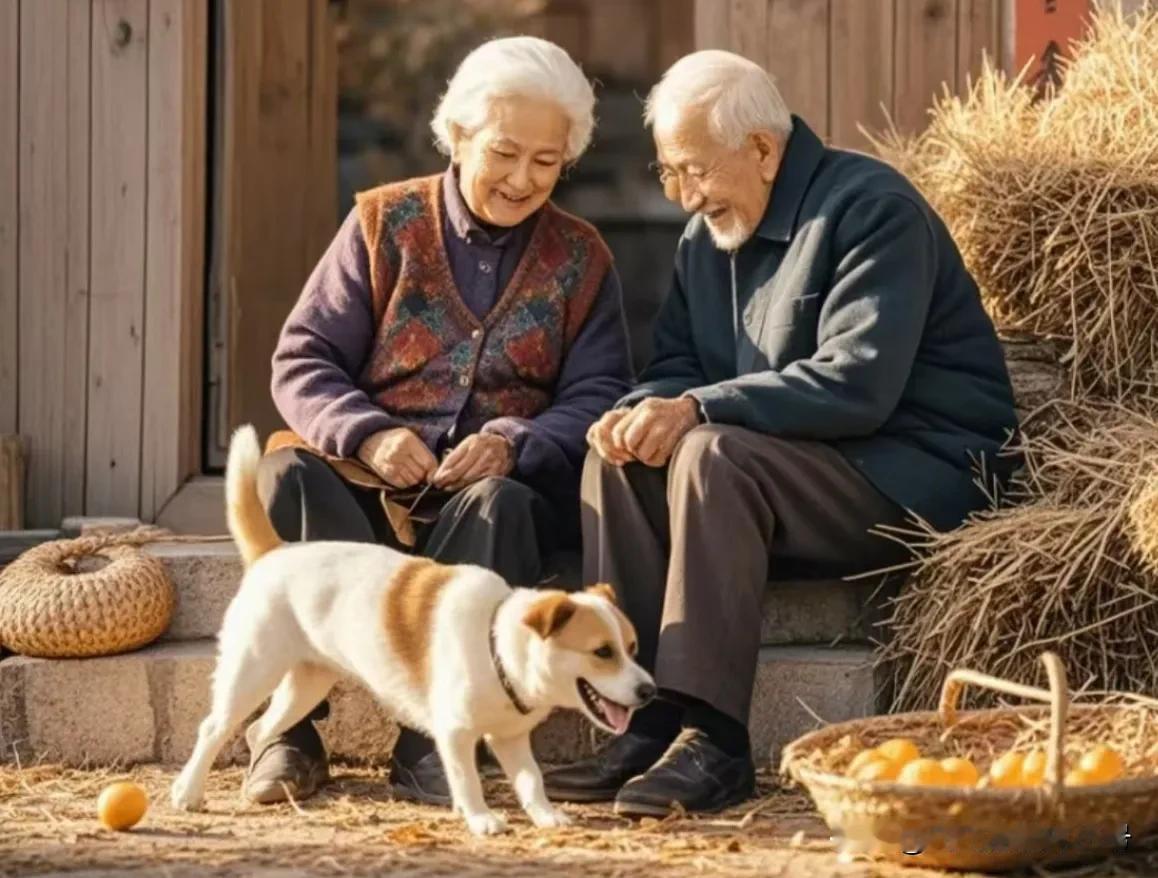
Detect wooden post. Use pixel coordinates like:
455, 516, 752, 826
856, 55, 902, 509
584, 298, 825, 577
0, 435, 24, 530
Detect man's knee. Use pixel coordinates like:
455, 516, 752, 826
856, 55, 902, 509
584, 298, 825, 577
668, 425, 742, 477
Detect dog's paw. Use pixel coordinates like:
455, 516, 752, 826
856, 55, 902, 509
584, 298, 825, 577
465, 810, 509, 836
169, 778, 205, 812
529, 806, 572, 829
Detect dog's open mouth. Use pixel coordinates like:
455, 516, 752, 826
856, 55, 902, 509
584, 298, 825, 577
577, 678, 632, 734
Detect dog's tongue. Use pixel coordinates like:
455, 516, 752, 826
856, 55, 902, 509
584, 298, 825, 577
601, 698, 631, 735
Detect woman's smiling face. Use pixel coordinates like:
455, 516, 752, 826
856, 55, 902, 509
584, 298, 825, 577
451, 94, 570, 227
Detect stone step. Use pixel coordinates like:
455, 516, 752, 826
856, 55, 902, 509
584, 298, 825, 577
148, 538, 889, 647
0, 640, 884, 769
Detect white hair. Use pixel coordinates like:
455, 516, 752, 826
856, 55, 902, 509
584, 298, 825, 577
431, 36, 596, 163
644, 50, 792, 148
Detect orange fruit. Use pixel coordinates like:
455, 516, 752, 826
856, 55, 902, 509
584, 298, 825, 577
876, 738, 921, 766
847, 749, 886, 775
1020, 750, 1047, 785
1078, 745, 1124, 783
853, 758, 901, 782
897, 757, 950, 786
1065, 768, 1097, 787
97, 781, 147, 831
940, 757, 980, 786
987, 751, 1025, 788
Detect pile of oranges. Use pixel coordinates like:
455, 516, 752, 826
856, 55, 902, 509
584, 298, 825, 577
846, 738, 1126, 788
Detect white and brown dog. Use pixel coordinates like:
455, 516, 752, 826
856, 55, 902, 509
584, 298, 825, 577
171, 425, 655, 834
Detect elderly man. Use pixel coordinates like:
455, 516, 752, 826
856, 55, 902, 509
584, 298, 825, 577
543, 51, 1019, 816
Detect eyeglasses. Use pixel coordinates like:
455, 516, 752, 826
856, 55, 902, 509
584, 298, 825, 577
648, 160, 720, 195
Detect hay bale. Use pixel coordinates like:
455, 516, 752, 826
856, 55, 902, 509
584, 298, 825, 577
878, 400, 1158, 712
869, 6, 1158, 398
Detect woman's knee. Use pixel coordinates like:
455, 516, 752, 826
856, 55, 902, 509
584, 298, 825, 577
255, 447, 334, 510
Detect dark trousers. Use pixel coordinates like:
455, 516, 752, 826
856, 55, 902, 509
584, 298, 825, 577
581, 424, 910, 725
256, 447, 566, 760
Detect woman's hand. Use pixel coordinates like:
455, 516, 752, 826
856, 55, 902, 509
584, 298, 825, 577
357, 428, 438, 488
431, 434, 515, 490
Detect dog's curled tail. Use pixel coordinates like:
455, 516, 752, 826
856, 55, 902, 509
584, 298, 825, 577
226, 424, 282, 566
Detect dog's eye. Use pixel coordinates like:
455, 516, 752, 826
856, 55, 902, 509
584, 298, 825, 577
593, 645, 614, 660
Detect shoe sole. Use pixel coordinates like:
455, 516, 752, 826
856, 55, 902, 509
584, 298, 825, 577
389, 782, 452, 808
245, 771, 326, 806
612, 784, 757, 818
543, 786, 622, 804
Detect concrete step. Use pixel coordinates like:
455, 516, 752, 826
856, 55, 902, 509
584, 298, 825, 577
148, 540, 890, 647
0, 640, 884, 769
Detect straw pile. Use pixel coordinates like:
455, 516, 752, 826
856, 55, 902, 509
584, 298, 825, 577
860, 4, 1158, 713
869, 5, 1158, 399
878, 399, 1158, 712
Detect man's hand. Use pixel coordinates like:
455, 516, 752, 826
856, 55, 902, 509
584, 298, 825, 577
612, 397, 701, 467
587, 409, 634, 465
431, 433, 515, 490
357, 428, 438, 489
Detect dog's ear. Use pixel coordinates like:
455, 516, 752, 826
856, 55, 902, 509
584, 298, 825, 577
585, 583, 618, 605
523, 591, 577, 639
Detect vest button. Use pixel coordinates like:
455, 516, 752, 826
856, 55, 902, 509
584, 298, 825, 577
471, 328, 482, 339
459, 375, 471, 388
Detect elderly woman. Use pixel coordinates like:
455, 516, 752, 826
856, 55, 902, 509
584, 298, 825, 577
249, 36, 632, 807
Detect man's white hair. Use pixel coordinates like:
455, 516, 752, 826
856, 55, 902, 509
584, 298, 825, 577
644, 50, 792, 148
431, 36, 595, 163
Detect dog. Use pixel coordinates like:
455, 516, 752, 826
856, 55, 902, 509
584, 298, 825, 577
171, 425, 656, 835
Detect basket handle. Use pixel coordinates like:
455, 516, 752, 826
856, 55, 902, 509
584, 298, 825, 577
939, 651, 1068, 791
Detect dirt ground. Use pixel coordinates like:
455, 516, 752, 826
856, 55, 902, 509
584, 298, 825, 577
3, 763, 1158, 878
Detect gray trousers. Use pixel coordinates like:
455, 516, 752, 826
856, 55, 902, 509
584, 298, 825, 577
581, 424, 909, 724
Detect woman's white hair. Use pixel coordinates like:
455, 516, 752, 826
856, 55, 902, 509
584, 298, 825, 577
431, 36, 596, 163
644, 50, 792, 148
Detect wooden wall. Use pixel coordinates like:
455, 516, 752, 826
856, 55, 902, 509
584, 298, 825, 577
695, 0, 1004, 148
207, 0, 338, 460
1, 0, 207, 527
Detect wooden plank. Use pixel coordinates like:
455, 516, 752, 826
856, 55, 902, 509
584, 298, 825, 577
141, 0, 208, 520
62, 0, 92, 519
728, 0, 767, 64
654, 0, 695, 71
767, 0, 831, 140
18, 0, 91, 527
694, 0, 732, 50
893, 0, 959, 135
222, 0, 315, 442
87, 0, 149, 517
0, 436, 23, 530
957, 0, 1001, 90
0, 0, 17, 438
307, 0, 338, 266
829, 0, 895, 150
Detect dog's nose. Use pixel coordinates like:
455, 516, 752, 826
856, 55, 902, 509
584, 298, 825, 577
635, 682, 657, 703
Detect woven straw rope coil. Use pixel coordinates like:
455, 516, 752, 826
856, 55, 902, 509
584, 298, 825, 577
780, 653, 1158, 872
0, 528, 178, 658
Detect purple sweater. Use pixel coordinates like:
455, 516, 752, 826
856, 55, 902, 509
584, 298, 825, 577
271, 166, 633, 502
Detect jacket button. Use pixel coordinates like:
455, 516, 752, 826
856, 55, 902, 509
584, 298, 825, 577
459, 375, 471, 388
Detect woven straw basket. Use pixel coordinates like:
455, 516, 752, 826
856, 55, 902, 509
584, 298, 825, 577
780, 652, 1158, 872
0, 530, 175, 658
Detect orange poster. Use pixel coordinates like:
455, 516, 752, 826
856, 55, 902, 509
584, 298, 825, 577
1012, 0, 1094, 94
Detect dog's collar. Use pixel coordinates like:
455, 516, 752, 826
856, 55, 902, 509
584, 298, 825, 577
489, 597, 532, 716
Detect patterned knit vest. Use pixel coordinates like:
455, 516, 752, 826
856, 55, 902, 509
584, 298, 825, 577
354, 174, 612, 448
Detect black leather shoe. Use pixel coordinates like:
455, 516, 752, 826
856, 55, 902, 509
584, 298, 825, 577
244, 718, 329, 805
613, 728, 756, 817
543, 732, 672, 803
389, 749, 452, 806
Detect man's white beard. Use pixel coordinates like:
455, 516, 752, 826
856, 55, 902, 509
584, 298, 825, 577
705, 215, 755, 252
